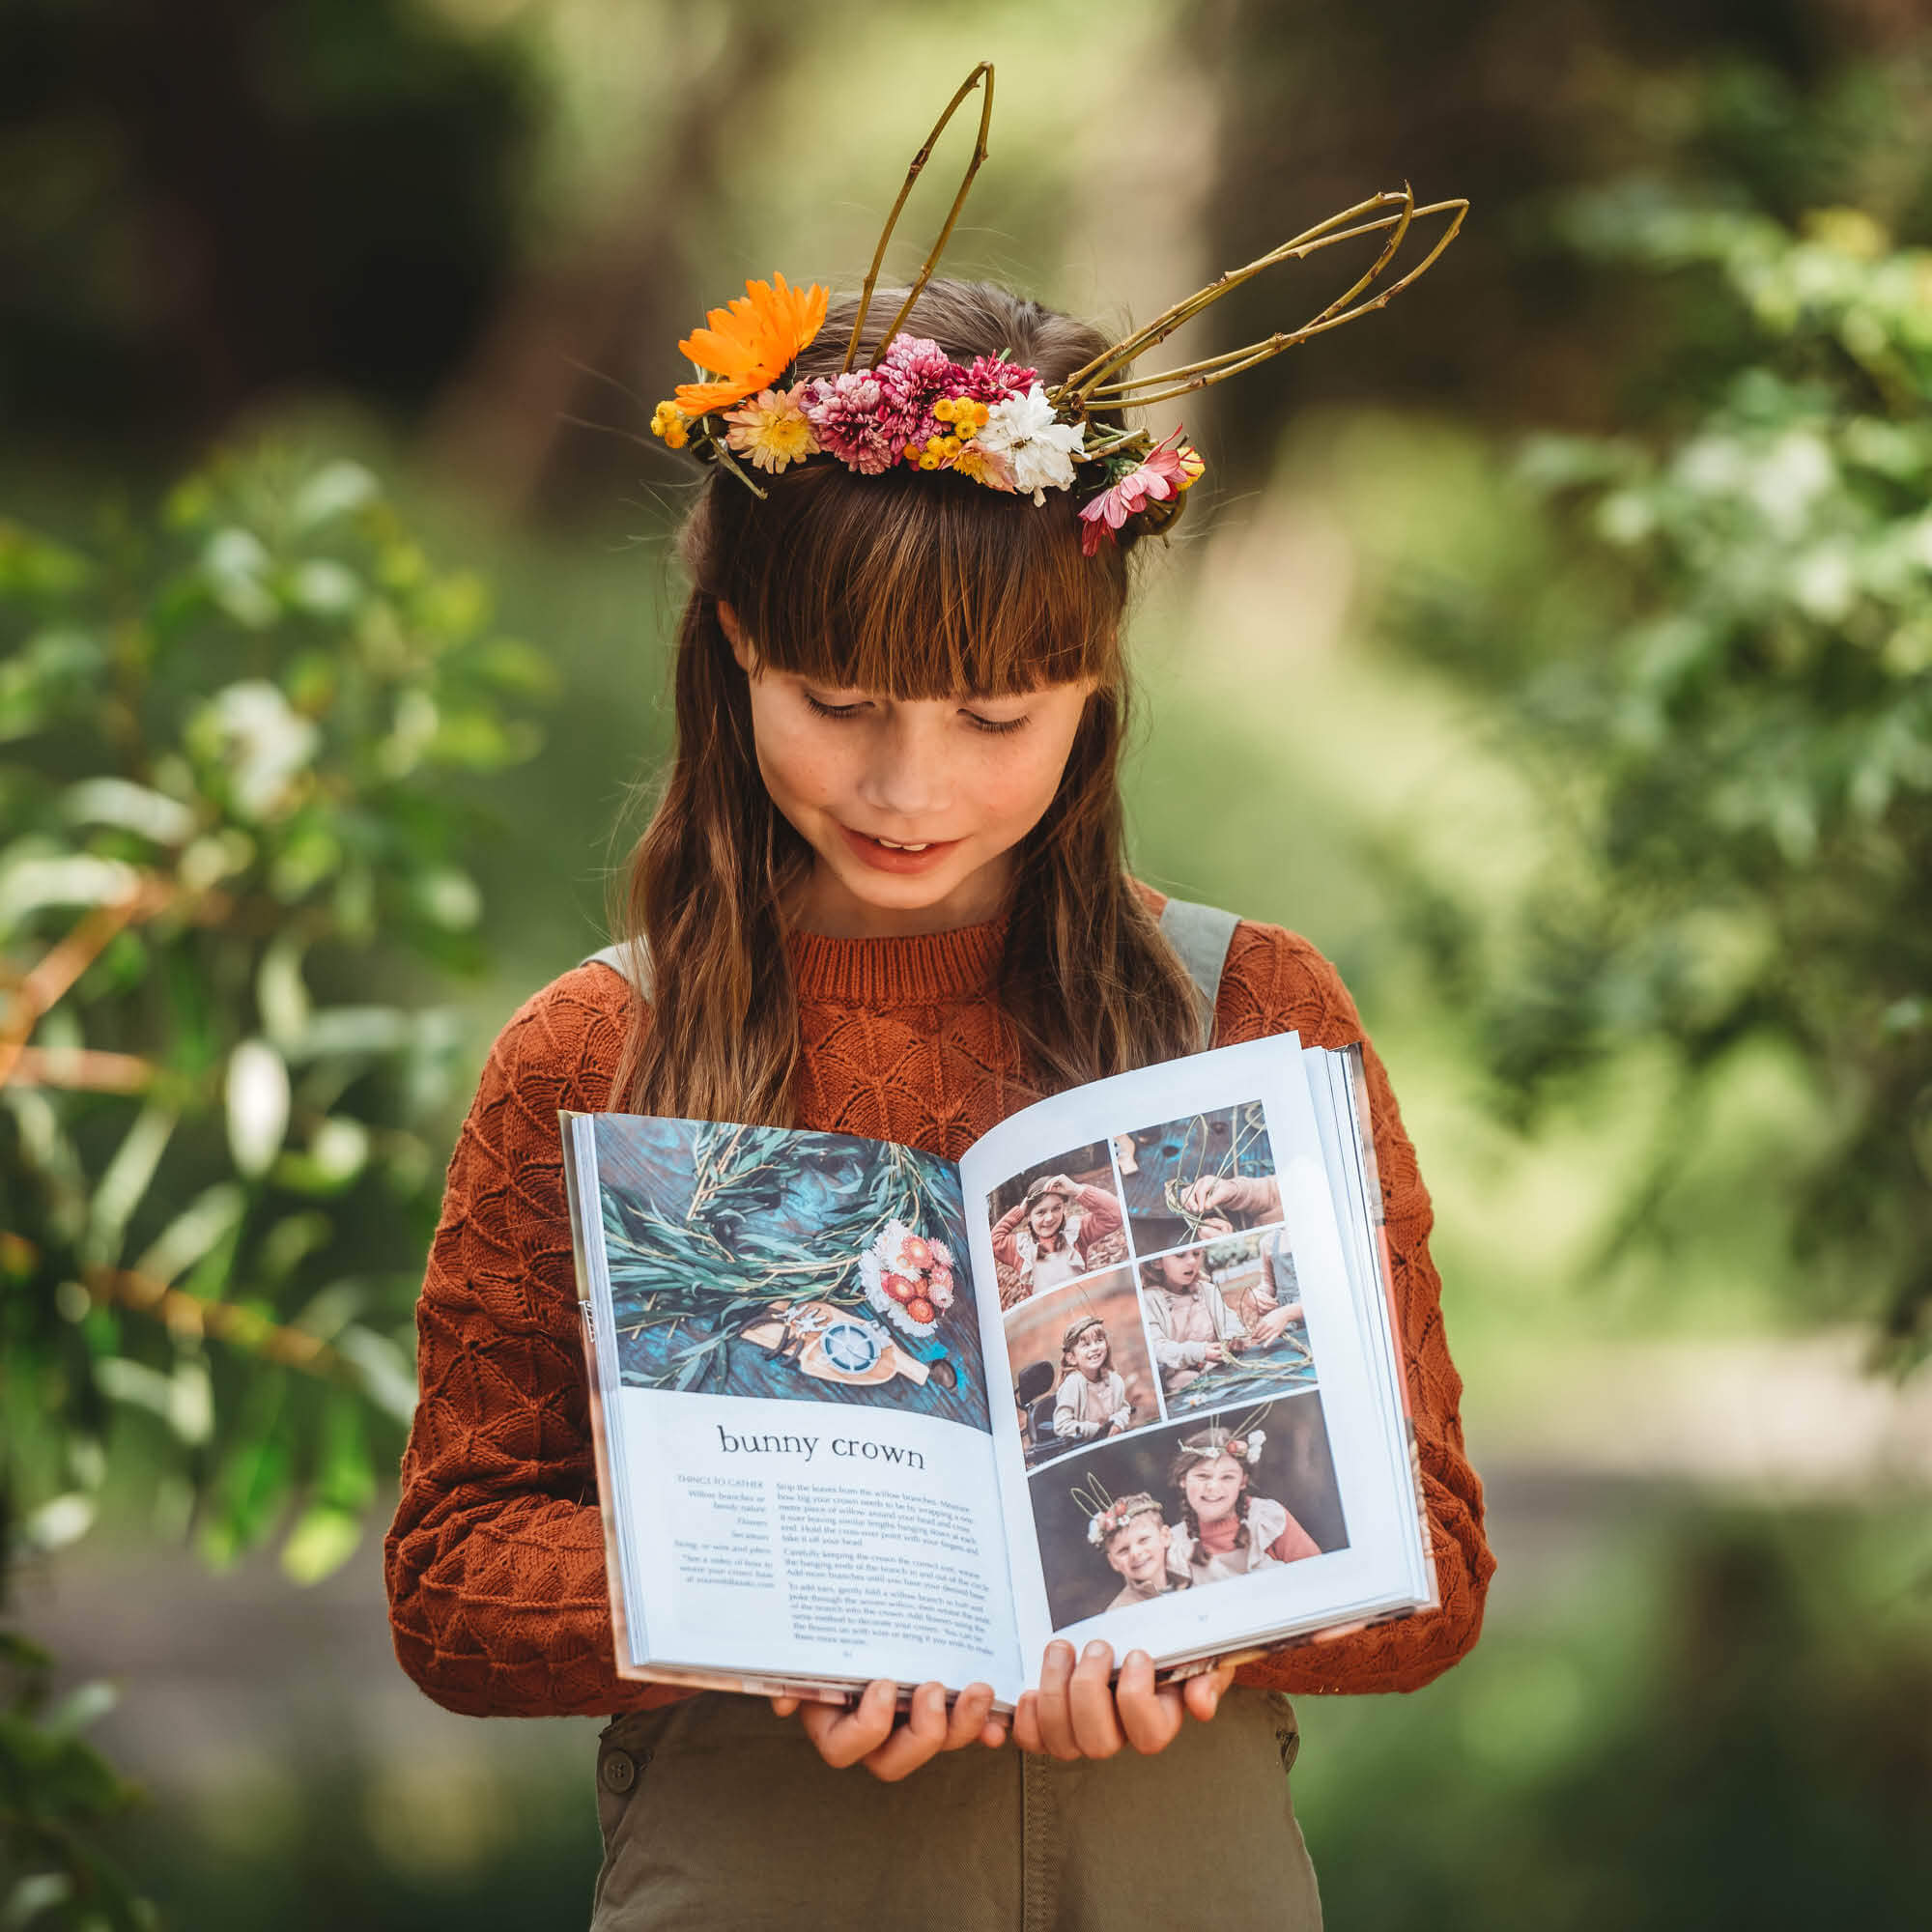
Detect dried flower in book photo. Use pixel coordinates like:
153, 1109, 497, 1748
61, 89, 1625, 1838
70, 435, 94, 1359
986, 1140, 1129, 1306
1030, 1398, 1350, 1631
1003, 1268, 1160, 1466
1139, 1230, 1317, 1415
592, 1119, 987, 1430
1112, 1100, 1281, 1260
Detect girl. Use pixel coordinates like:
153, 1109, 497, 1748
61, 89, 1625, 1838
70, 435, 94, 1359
992, 1171, 1124, 1304
1168, 1422, 1323, 1584
1052, 1313, 1133, 1442
1140, 1245, 1253, 1396
384, 272, 1493, 1926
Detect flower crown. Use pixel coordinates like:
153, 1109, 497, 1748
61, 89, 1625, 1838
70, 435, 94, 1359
649, 63, 1464, 554
1072, 1477, 1166, 1548
1176, 1404, 1274, 1469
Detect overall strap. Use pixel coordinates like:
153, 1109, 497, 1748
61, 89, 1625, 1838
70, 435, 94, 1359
1157, 895, 1241, 1050
582, 940, 652, 999
585, 900, 1242, 1048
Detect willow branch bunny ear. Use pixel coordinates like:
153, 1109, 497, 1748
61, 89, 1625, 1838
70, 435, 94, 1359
841, 61, 995, 373
1052, 185, 1468, 411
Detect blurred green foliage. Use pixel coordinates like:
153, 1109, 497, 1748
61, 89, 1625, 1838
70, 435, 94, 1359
1383, 185, 1932, 1365
0, 451, 550, 1922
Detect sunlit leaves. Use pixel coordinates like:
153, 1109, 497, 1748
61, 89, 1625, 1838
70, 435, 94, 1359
1, 445, 545, 1615
1389, 185, 1932, 1361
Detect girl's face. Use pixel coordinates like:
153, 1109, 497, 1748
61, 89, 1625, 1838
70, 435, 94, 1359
1159, 1249, 1202, 1292
724, 609, 1094, 937
1071, 1325, 1109, 1376
1029, 1194, 1067, 1239
1182, 1452, 1244, 1524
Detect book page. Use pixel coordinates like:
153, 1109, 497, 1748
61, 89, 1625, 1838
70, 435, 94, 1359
958, 1036, 1430, 1683
568, 1114, 1024, 1705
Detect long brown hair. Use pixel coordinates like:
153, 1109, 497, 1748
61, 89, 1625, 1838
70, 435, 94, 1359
613, 278, 1203, 1123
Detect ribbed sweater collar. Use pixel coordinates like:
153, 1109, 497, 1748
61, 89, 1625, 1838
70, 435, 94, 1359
785, 915, 1007, 1006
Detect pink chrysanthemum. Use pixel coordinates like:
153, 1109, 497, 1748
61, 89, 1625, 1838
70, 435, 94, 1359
803, 372, 900, 474
871, 335, 963, 454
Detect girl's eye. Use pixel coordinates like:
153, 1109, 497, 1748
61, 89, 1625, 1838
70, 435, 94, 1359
803, 693, 867, 721
963, 710, 1029, 737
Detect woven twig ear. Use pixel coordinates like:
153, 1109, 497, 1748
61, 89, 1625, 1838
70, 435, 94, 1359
1053, 186, 1466, 411
1070, 1475, 1116, 1520
841, 62, 996, 374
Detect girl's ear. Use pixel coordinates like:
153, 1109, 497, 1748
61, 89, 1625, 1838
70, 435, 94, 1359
718, 599, 757, 673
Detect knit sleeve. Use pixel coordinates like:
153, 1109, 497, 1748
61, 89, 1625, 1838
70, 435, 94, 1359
1213, 923, 1496, 1695
383, 966, 687, 1719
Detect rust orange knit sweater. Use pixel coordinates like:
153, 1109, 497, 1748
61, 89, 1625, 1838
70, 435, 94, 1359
384, 912, 1494, 1716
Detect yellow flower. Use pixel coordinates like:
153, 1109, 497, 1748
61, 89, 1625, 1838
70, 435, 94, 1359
1178, 444, 1206, 489
933, 398, 956, 423
674, 272, 830, 417
650, 400, 689, 449
720, 384, 820, 474
918, 452, 941, 470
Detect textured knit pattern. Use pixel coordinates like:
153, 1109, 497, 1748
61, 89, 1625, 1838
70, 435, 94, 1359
384, 913, 1494, 1717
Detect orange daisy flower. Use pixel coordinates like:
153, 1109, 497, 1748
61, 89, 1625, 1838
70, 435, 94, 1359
674, 273, 830, 417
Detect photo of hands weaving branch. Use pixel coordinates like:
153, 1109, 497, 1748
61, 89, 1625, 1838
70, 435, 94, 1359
594, 1120, 988, 1431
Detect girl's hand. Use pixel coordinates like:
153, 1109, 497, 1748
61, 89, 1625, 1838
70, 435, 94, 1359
1179, 1177, 1237, 1218
1012, 1641, 1236, 1759
770, 1679, 1006, 1783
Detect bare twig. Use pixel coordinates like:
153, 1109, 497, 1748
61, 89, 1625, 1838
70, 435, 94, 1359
0, 876, 176, 1089
842, 62, 995, 373
4, 1046, 156, 1093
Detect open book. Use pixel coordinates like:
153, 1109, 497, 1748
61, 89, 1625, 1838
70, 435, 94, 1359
561, 1034, 1436, 1711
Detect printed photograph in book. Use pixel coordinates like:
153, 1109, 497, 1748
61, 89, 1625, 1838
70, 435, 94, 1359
1139, 1230, 1317, 1416
985, 1140, 1129, 1308
594, 1119, 987, 1432
1113, 1099, 1281, 1261
1004, 1269, 1161, 1468
1028, 1394, 1349, 1632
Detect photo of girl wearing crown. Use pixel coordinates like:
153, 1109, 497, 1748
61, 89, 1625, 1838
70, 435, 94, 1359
1004, 1267, 1159, 1466
1053, 1313, 1133, 1442
386, 59, 1487, 1931
987, 1150, 1128, 1306
1167, 1412, 1327, 1587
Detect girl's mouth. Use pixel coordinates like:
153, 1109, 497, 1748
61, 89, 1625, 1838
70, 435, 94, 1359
839, 825, 962, 874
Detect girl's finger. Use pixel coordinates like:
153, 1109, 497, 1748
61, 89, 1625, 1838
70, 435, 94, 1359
1031, 1640, 1081, 1760
1116, 1648, 1185, 1755
941, 1682, 995, 1751
769, 1694, 801, 1718
798, 1677, 898, 1769
1011, 1689, 1043, 1755
859, 1680, 952, 1783
1179, 1661, 1236, 1725
1066, 1641, 1125, 1759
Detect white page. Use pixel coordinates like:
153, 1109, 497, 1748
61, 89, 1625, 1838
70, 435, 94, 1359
958, 1035, 1427, 1679
570, 1114, 1025, 1705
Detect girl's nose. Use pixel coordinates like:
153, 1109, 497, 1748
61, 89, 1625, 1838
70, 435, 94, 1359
854, 706, 951, 820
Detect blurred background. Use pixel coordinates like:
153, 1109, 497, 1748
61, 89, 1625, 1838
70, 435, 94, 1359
4, 0, 1930, 1925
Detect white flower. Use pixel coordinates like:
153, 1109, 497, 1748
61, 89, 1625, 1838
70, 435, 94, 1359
976, 384, 1084, 504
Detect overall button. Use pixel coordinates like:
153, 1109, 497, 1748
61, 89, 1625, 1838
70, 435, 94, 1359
601, 1748, 637, 1794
